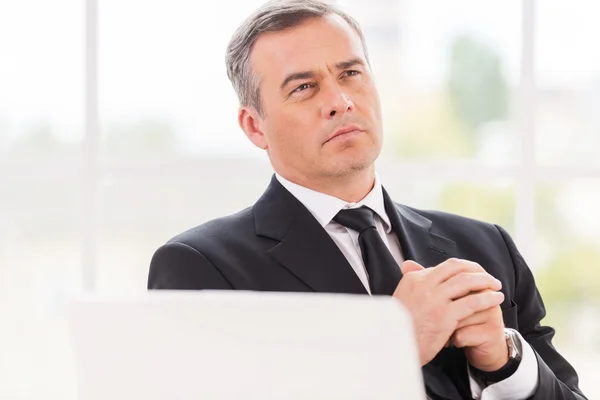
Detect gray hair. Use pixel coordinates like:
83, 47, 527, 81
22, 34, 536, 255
225, 0, 369, 117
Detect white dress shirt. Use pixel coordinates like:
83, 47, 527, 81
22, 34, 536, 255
275, 173, 539, 399
276, 173, 403, 293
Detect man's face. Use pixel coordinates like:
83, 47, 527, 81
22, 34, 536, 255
240, 14, 383, 184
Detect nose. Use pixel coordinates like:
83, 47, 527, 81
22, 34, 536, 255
321, 84, 354, 119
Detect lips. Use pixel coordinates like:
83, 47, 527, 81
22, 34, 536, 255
325, 124, 363, 143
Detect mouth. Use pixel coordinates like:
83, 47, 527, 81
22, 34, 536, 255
325, 125, 364, 143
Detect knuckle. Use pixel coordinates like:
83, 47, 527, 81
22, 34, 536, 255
449, 315, 461, 329
423, 288, 434, 300
471, 261, 485, 272
459, 272, 474, 286
466, 294, 480, 310
447, 257, 460, 265
453, 329, 466, 346
444, 258, 461, 270
487, 272, 499, 283
482, 292, 495, 307
407, 274, 421, 290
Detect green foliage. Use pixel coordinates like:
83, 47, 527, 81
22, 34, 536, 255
535, 244, 600, 344
536, 244, 600, 305
392, 34, 510, 160
437, 183, 515, 232
447, 35, 509, 132
437, 182, 600, 308
391, 94, 474, 159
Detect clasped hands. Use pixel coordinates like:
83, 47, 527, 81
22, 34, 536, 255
393, 258, 509, 372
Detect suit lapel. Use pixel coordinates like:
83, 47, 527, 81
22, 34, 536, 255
253, 176, 367, 295
382, 187, 457, 267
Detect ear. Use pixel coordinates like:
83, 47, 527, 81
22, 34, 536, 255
238, 106, 268, 150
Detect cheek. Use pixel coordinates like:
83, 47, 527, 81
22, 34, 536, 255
363, 87, 381, 114
278, 110, 320, 150
266, 114, 314, 159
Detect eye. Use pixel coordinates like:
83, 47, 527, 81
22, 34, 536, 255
292, 83, 315, 94
343, 70, 361, 77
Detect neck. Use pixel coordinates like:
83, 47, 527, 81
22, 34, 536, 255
279, 167, 376, 203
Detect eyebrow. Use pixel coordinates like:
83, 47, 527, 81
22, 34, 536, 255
279, 58, 366, 91
280, 71, 317, 91
335, 58, 365, 70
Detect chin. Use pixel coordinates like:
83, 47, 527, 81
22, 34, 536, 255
325, 153, 378, 178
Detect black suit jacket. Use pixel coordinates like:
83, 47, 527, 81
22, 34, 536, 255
148, 176, 586, 400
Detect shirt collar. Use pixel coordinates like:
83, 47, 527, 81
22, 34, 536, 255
275, 173, 392, 233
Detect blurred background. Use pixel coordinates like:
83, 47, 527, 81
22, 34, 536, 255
0, 0, 599, 398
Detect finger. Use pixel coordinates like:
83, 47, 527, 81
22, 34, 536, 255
441, 272, 502, 301
451, 324, 489, 348
456, 308, 496, 329
400, 260, 425, 275
429, 258, 486, 285
450, 291, 505, 322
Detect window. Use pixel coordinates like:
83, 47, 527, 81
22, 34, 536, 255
1, 1, 598, 398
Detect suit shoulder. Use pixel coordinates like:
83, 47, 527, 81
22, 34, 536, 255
403, 204, 503, 239
166, 206, 254, 249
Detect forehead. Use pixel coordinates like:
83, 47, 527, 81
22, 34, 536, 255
250, 14, 366, 87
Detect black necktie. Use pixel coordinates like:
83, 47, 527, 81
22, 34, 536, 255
333, 207, 402, 295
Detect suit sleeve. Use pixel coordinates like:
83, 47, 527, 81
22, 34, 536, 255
495, 225, 587, 400
147, 241, 233, 290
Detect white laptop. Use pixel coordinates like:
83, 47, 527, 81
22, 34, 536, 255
68, 290, 425, 400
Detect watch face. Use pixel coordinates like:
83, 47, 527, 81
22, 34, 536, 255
506, 330, 522, 360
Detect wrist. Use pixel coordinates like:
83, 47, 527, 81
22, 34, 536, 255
468, 337, 509, 372
470, 329, 522, 384
472, 349, 509, 372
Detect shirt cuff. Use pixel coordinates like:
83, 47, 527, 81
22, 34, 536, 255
468, 329, 539, 400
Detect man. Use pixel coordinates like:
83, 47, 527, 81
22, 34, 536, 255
148, 1, 586, 399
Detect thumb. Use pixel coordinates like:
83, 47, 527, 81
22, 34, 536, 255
401, 260, 426, 275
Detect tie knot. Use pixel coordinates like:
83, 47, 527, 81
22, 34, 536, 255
333, 207, 376, 233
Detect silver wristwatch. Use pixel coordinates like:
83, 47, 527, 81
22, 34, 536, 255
505, 328, 522, 362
